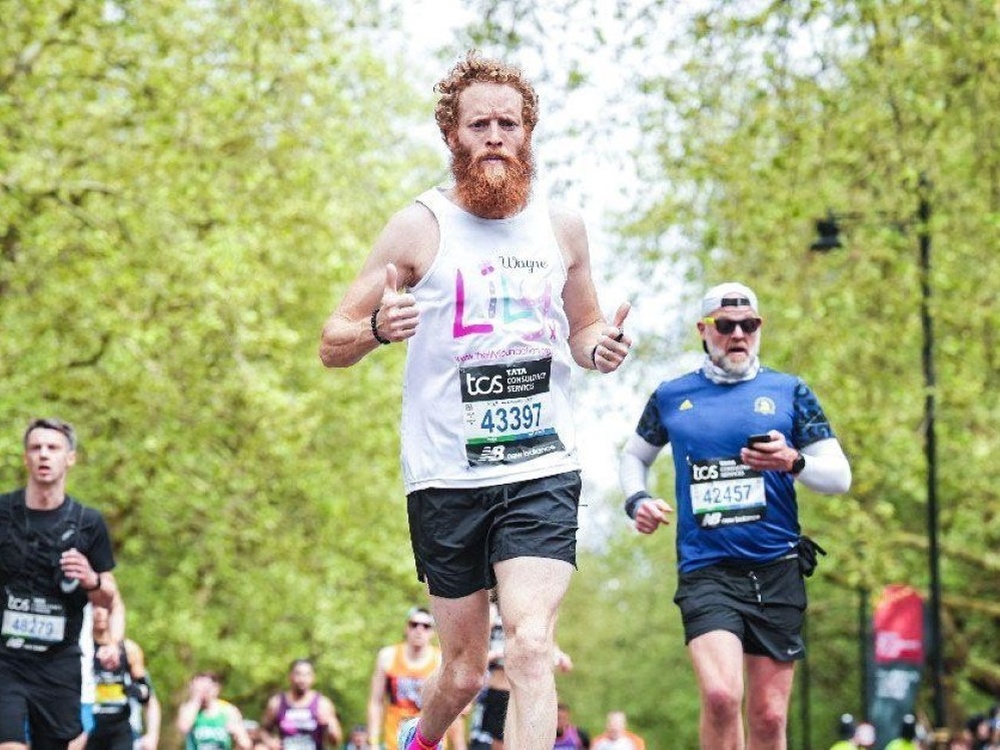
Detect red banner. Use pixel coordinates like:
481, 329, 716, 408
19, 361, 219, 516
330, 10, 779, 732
872, 584, 925, 666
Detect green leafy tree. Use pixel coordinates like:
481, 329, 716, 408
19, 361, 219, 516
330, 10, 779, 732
1, 0, 444, 739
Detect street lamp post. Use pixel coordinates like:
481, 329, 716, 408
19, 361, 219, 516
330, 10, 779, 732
810, 174, 945, 732
916, 175, 946, 733
859, 587, 869, 719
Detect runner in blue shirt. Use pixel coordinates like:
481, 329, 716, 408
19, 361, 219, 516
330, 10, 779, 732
619, 282, 852, 750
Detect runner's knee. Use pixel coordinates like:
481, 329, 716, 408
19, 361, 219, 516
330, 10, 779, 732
441, 656, 490, 700
701, 684, 742, 725
748, 705, 787, 743
500, 624, 552, 682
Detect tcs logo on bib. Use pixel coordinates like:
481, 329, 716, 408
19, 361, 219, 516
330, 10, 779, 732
465, 374, 503, 397
692, 463, 719, 481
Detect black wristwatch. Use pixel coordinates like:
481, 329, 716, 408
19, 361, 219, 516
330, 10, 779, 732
83, 572, 102, 592
790, 452, 806, 474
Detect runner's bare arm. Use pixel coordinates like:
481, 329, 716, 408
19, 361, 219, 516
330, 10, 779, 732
366, 648, 392, 747
258, 695, 283, 750
139, 692, 162, 750
227, 705, 252, 750
319, 204, 438, 368
551, 203, 631, 372
319, 696, 343, 747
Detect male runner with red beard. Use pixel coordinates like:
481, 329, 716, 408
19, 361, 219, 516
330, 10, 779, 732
320, 50, 631, 750
449, 132, 534, 220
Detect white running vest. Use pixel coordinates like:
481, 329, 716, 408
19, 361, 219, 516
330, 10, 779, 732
400, 187, 580, 492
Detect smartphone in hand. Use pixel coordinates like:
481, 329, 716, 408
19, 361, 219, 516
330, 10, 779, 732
746, 433, 773, 447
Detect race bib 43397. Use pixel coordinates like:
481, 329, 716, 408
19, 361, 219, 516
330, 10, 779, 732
461, 357, 565, 466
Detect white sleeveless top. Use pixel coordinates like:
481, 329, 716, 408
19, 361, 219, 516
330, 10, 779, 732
400, 187, 580, 492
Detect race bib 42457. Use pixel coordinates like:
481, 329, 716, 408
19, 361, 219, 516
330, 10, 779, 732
689, 457, 766, 529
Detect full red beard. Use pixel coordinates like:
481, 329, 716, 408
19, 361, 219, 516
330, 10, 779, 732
451, 141, 535, 219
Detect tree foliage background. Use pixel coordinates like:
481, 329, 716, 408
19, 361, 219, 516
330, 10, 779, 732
1, 0, 443, 739
2, 0, 999, 748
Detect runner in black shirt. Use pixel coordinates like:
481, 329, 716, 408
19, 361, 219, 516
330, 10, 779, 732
0, 418, 118, 750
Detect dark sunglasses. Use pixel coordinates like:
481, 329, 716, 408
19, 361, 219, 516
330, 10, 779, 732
703, 316, 762, 335
408, 620, 433, 630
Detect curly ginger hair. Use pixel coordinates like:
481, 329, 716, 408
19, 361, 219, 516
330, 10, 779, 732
433, 50, 540, 142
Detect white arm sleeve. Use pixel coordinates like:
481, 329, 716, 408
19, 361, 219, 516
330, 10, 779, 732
619, 432, 665, 498
797, 437, 852, 494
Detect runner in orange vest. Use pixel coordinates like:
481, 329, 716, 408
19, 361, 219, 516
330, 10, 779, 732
367, 609, 448, 750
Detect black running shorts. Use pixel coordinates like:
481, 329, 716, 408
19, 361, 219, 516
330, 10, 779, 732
673, 556, 807, 661
407, 471, 581, 599
87, 716, 135, 750
0, 649, 83, 748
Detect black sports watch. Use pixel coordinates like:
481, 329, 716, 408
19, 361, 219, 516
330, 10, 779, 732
790, 452, 806, 474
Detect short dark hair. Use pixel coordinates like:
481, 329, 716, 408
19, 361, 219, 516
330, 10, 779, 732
24, 418, 77, 451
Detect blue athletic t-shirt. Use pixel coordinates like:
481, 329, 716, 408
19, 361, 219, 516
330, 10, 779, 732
635, 367, 835, 572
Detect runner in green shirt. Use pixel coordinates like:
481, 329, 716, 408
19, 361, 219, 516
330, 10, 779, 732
176, 672, 251, 750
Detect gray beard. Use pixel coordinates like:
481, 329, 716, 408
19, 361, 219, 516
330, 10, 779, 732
701, 354, 760, 384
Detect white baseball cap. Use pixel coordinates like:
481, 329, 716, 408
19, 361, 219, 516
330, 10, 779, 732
700, 282, 759, 316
